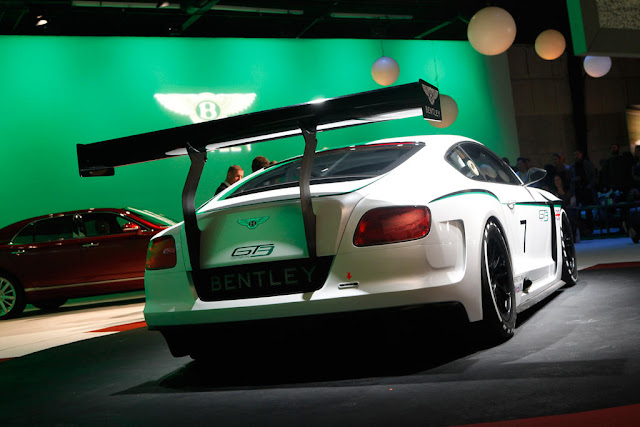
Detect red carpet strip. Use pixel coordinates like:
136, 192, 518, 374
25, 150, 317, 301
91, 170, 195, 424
90, 320, 147, 333
584, 261, 640, 270
459, 403, 640, 426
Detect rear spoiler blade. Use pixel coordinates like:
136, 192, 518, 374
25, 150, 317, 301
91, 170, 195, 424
77, 79, 440, 291
77, 80, 440, 176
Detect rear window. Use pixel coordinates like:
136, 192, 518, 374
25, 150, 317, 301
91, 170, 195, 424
225, 142, 424, 199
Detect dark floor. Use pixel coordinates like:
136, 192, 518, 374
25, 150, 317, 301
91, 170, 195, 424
1, 268, 639, 426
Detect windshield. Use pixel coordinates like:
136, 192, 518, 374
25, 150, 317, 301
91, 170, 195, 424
224, 142, 424, 199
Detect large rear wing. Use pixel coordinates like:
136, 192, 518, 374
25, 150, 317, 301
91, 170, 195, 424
77, 80, 441, 284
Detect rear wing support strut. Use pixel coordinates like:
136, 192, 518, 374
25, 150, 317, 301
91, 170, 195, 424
182, 126, 318, 279
299, 123, 318, 259
182, 145, 207, 274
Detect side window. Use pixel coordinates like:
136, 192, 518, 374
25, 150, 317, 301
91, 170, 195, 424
82, 213, 124, 237
460, 143, 520, 185
12, 223, 36, 244
115, 215, 150, 231
33, 216, 75, 243
446, 147, 481, 179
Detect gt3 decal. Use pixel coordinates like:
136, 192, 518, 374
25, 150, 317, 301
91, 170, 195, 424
232, 244, 275, 258
539, 209, 549, 222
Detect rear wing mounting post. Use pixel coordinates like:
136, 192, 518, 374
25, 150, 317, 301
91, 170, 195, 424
299, 122, 318, 258
182, 145, 207, 274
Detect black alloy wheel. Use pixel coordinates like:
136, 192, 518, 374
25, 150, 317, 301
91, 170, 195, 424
480, 220, 516, 341
561, 213, 578, 286
0, 273, 26, 320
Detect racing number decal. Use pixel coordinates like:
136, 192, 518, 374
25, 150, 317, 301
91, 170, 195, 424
520, 220, 527, 252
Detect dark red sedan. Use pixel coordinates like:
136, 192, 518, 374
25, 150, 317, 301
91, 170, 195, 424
0, 207, 175, 319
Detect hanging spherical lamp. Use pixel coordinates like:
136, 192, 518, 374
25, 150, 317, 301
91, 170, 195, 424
535, 29, 566, 60
371, 56, 400, 86
429, 95, 458, 128
467, 7, 516, 56
583, 56, 612, 78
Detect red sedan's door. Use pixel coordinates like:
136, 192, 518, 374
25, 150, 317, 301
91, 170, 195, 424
74, 212, 152, 290
9, 215, 86, 289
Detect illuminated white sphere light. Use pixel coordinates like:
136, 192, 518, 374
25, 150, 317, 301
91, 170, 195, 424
429, 94, 458, 128
371, 56, 400, 86
535, 29, 566, 60
467, 7, 516, 56
583, 56, 612, 78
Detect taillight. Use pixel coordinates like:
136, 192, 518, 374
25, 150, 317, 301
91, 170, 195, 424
146, 235, 177, 270
354, 206, 431, 247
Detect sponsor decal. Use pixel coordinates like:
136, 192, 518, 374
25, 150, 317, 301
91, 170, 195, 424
154, 92, 256, 124
237, 216, 269, 229
231, 244, 274, 258
539, 209, 550, 222
555, 207, 562, 220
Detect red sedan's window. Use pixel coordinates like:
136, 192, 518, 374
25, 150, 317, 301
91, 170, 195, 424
15, 216, 76, 243
12, 223, 35, 244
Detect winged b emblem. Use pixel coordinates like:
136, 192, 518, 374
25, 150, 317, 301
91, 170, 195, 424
154, 92, 257, 123
423, 86, 439, 106
237, 216, 269, 230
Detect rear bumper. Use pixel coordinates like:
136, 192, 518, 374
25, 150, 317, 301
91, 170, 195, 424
153, 301, 468, 357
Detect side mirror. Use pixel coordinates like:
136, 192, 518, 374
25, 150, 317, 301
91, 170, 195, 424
525, 167, 547, 186
122, 222, 141, 233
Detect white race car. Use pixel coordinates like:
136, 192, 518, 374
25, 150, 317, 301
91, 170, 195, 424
77, 81, 577, 357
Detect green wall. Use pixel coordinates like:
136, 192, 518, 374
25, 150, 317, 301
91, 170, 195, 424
0, 36, 518, 228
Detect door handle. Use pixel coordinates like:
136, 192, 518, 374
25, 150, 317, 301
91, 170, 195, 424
82, 242, 100, 248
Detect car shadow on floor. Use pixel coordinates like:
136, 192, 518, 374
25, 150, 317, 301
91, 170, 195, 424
117, 305, 505, 394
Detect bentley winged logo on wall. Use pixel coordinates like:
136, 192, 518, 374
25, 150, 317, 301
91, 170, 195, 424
154, 92, 257, 123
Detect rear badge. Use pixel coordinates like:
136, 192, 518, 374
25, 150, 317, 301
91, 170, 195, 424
238, 216, 269, 229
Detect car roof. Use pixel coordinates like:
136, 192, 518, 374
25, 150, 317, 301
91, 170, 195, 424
368, 134, 481, 149
0, 208, 130, 236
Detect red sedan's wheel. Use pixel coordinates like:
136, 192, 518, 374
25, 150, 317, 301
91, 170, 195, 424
0, 273, 26, 320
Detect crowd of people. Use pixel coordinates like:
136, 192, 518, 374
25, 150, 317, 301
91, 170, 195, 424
509, 144, 640, 239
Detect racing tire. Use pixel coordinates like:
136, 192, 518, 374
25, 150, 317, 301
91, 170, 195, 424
560, 213, 578, 286
32, 299, 68, 311
0, 273, 26, 320
480, 220, 517, 342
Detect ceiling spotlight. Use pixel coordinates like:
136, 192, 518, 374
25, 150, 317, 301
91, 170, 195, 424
35, 15, 48, 26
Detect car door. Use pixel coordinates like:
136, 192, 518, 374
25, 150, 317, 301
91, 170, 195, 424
9, 215, 86, 289
76, 212, 152, 284
459, 143, 554, 282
